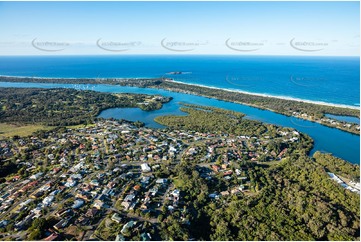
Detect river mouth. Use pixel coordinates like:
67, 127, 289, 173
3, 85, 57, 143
1, 81, 360, 164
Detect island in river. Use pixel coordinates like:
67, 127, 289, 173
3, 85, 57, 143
0, 75, 359, 135
0, 86, 359, 241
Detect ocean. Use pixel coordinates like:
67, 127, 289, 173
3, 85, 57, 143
0, 55, 359, 107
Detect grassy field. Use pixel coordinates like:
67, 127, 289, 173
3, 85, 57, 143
0, 123, 52, 139
66, 123, 96, 129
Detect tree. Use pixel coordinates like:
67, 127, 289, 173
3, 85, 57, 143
211, 220, 232, 241
28, 228, 42, 240
30, 218, 46, 230
158, 214, 164, 222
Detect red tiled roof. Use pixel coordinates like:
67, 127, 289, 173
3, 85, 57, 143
44, 233, 59, 241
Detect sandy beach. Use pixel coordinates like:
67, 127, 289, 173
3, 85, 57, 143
1, 74, 359, 111
164, 79, 360, 110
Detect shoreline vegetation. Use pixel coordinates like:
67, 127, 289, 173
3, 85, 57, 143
0, 86, 359, 240
0, 75, 359, 135
0, 87, 172, 127
157, 79, 360, 135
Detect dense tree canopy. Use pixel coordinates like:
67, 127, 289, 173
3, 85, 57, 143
313, 152, 360, 181
0, 88, 170, 126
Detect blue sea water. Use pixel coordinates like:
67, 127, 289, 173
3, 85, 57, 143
0, 55, 359, 106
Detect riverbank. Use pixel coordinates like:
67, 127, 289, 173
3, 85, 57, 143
0, 87, 171, 126
0, 75, 359, 135
1, 80, 359, 164
155, 79, 360, 135
165, 79, 359, 110
2, 74, 358, 109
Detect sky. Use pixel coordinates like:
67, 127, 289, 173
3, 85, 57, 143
0, 1, 359, 56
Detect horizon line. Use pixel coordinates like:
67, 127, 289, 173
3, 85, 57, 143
0, 54, 360, 58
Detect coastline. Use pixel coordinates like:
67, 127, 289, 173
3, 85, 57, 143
0, 74, 156, 81
0, 75, 360, 135
164, 79, 360, 111
1, 74, 359, 111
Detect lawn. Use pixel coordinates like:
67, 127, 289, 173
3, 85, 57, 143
66, 123, 96, 129
0, 123, 52, 139
172, 177, 185, 188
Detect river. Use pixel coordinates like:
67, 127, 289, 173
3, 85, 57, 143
0, 81, 359, 164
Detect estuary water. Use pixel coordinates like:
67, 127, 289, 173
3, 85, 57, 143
0, 81, 359, 164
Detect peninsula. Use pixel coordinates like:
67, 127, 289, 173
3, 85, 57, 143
1, 76, 359, 135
